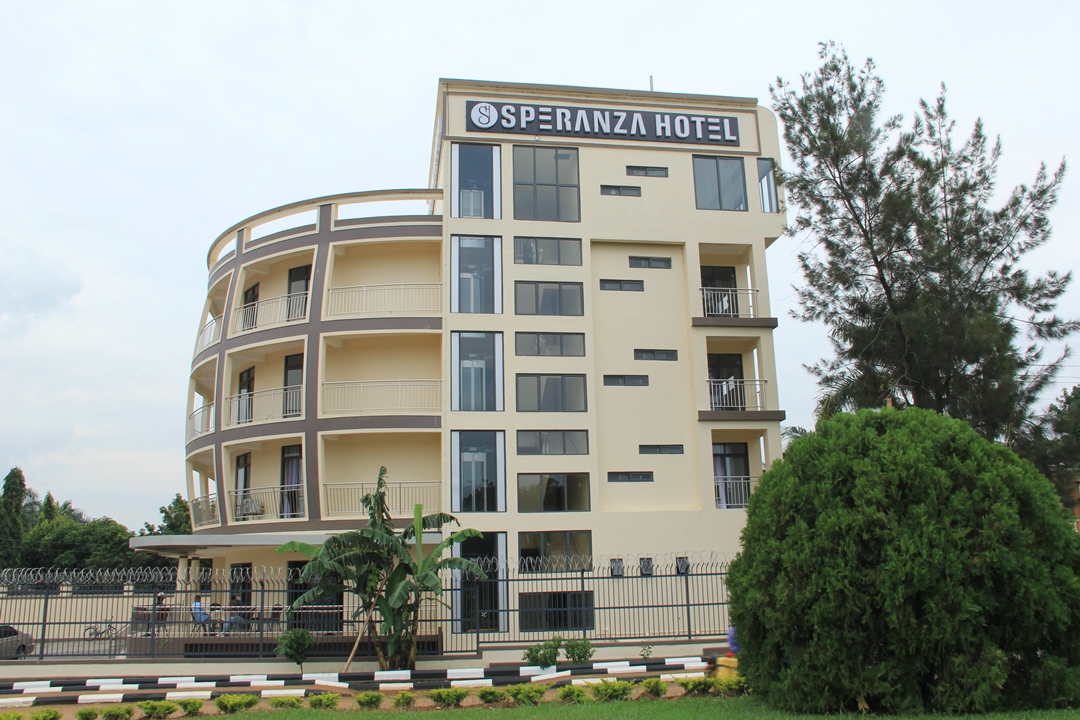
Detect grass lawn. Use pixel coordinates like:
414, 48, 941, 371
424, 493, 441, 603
237, 695, 1080, 719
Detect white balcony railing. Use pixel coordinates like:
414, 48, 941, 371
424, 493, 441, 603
700, 287, 759, 318
195, 315, 222, 352
190, 494, 220, 528
227, 485, 306, 523
323, 481, 440, 519
223, 385, 303, 428
323, 380, 441, 415
715, 476, 757, 509
231, 292, 309, 334
326, 283, 441, 317
186, 402, 216, 441
708, 378, 767, 411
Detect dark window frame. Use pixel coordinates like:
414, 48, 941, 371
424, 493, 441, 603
634, 349, 678, 361
629, 256, 672, 269
516, 374, 588, 412
515, 332, 585, 357
513, 146, 581, 223
599, 279, 644, 292
600, 185, 641, 197
516, 430, 589, 456
608, 471, 654, 483
513, 237, 582, 266
514, 281, 584, 316
603, 375, 649, 386
693, 155, 748, 212
626, 165, 668, 177
519, 591, 595, 631
518, 531, 593, 573
640, 444, 684, 454
517, 473, 591, 513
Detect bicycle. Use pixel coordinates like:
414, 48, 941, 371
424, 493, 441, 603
84, 620, 120, 639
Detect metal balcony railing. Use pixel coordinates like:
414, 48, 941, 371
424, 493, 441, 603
700, 287, 759, 318
326, 283, 441, 317
195, 315, 222, 352
323, 481, 440, 519
322, 380, 441, 415
190, 494, 220, 529
231, 292, 309, 334
714, 476, 757, 509
708, 378, 767, 411
227, 485, 306, 523
186, 403, 215, 441
223, 385, 303, 428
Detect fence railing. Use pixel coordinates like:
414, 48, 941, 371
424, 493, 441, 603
700, 287, 759, 318
326, 283, 441, 317
190, 495, 220, 529
322, 380, 441, 415
186, 403, 215, 441
223, 385, 303, 427
714, 476, 757, 509
323, 481, 440, 518
231, 292, 309, 334
0, 560, 729, 660
708, 378, 766, 411
195, 315, 222, 352
226, 486, 306, 523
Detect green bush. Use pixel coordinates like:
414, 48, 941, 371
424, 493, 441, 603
640, 678, 668, 698
175, 699, 204, 717
427, 688, 468, 707
476, 688, 507, 704
556, 684, 588, 703
729, 408, 1080, 713
392, 691, 416, 709
0, 713, 23, 720
505, 683, 545, 705
590, 680, 634, 702
307, 693, 340, 710
101, 708, 134, 720
563, 638, 594, 664
276, 627, 317, 672
676, 677, 719, 696
213, 694, 260, 714
29, 711, 61, 720
266, 698, 302, 710
136, 701, 177, 720
522, 635, 562, 667
715, 674, 750, 697
353, 692, 384, 710
75, 710, 99, 720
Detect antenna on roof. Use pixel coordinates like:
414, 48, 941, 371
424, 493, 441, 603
649, 75, 654, 92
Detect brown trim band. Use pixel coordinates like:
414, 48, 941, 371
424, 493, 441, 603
698, 410, 786, 422
691, 317, 779, 329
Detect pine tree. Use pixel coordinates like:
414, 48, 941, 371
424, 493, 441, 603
0, 468, 27, 568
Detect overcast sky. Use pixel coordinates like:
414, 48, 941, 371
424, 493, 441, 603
1, 1, 1077, 531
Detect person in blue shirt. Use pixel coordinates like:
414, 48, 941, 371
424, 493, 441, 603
191, 594, 211, 634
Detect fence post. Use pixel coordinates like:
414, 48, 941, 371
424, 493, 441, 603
150, 583, 158, 659
37, 585, 49, 661
258, 577, 266, 658
579, 569, 587, 640
684, 567, 692, 641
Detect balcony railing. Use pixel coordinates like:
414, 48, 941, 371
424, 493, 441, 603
186, 402, 215, 441
326, 283, 441, 317
708, 378, 767, 411
190, 494, 220, 529
227, 485, 306, 523
231, 292, 310, 334
323, 481, 440, 519
223, 385, 303, 428
323, 380, 441, 415
195, 315, 222, 352
700, 288, 759, 318
715, 476, 757, 509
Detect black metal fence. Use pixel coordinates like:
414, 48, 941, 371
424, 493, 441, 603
0, 559, 730, 661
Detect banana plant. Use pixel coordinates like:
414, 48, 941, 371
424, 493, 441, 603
277, 467, 485, 670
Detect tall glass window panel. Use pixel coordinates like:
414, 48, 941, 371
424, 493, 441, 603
693, 156, 747, 211
452, 533, 508, 633
453, 144, 500, 219
283, 353, 303, 418
234, 452, 251, 520
518, 473, 590, 512
452, 332, 503, 411
280, 444, 304, 519
514, 237, 581, 265
452, 430, 505, 513
757, 158, 779, 213
513, 147, 580, 222
451, 236, 501, 313
714, 442, 751, 509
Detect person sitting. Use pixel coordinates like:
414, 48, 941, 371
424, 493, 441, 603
221, 595, 251, 635
190, 594, 212, 635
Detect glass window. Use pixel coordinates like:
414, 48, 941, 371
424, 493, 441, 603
599, 279, 644, 291
629, 256, 672, 269
514, 237, 581, 265
454, 144, 497, 219
454, 430, 503, 513
626, 166, 668, 177
714, 442, 752, 509
600, 185, 641, 197
634, 349, 678, 361
518, 473, 590, 512
519, 591, 594, 631
516, 430, 588, 455
280, 445, 304, 519
608, 472, 654, 483
693, 156, 747, 211
515, 332, 585, 357
513, 147, 580, 222
452, 236, 500, 313
603, 375, 649, 386
640, 444, 684, 454
515, 281, 583, 316
518, 531, 592, 572
516, 374, 587, 412
453, 332, 501, 412
758, 158, 779, 213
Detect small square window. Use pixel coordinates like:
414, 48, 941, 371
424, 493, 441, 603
640, 557, 654, 576
610, 558, 625, 577
676, 556, 691, 575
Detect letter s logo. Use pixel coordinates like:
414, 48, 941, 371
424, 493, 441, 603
470, 103, 499, 129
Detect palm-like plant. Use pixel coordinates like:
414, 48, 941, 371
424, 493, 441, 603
277, 467, 485, 670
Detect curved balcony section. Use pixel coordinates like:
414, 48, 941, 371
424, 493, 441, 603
708, 379, 766, 411
186, 403, 216, 441
195, 315, 222, 353
323, 481, 440, 519
715, 475, 758, 509
223, 385, 303, 428
700, 288, 760, 318
323, 380, 441, 415
227, 486, 306, 524
190, 494, 221, 529
327, 283, 441, 318
231, 292, 309, 336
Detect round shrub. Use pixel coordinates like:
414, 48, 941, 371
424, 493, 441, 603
75, 710, 99, 720
556, 684, 587, 703
392, 691, 416, 709
174, 699, 204, 717
353, 692, 384, 710
640, 678, 667, 698
267, 698, 302, 710
476, 688, 507, 704
427, 688, 468, 707
101, 708, 134, 720
729, 408, 1080, 713
307, 693, 340, 710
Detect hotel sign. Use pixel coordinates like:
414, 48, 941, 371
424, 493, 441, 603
466, 100, 740, 147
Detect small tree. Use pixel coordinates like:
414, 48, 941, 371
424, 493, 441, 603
276, 627, 316, 673
729, 408, 1080, 713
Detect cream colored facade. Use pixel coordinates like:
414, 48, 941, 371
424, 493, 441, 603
135, 79, 786, 574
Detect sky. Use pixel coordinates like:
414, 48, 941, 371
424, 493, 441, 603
1, 1, 1078, 531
